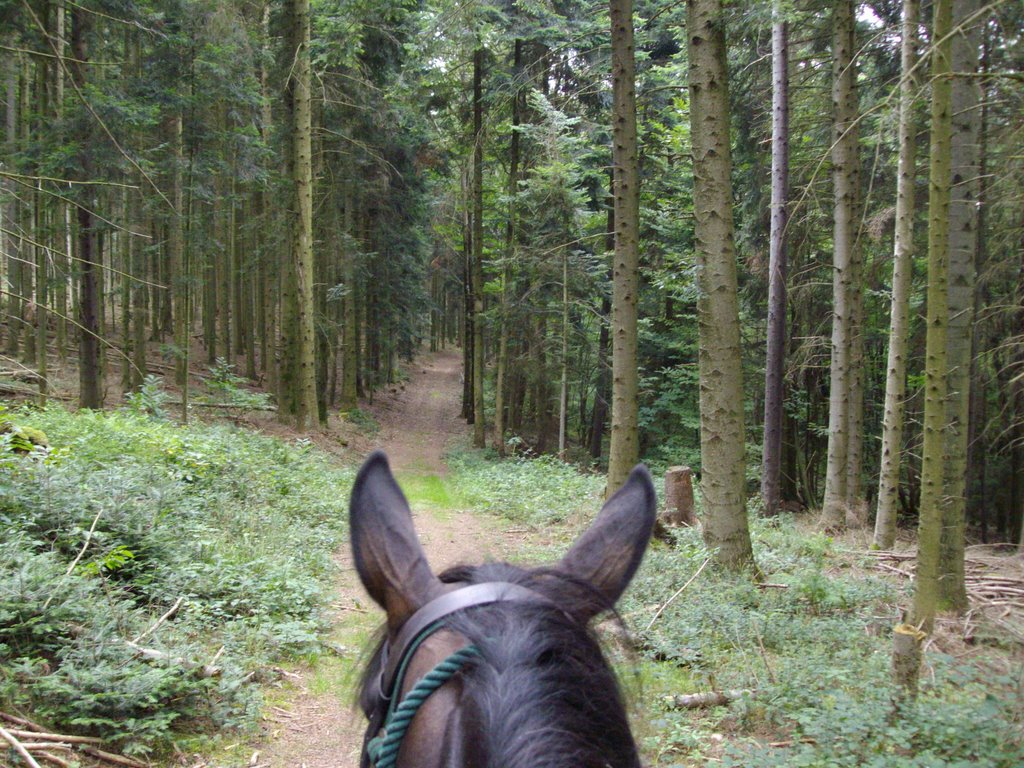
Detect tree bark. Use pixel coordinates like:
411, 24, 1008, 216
938, 0, 981, 612
286, 0, 319, 430
913, 0, 954, 634
589, 182, 615, 460
687, 0, 754, 570
822, 0, 859, 529
874, 0, 920, 550
761, 9, 789, 517
494, 39, 522, 456
471, 47, 486, 448
4, 60, 20, 358
607, 0, 641, 493
71, 9, 102, 409
340, 180, 358, 411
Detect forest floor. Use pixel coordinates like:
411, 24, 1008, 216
230, 349, 533, 768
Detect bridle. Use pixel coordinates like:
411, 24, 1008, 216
362, 581, 557, 768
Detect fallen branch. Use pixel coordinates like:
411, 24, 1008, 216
769, 737, 817, 748
0, 712, 148, 768
124, 640, 222, 677
81, 746, 148, 768
165, 400, 276, 411
645, 558, 711, 632
35, 751, 72, 768
666, 689, 752, 709
0, 726, 44, 768
132, 596, 184, 644
3, 729, 102, 744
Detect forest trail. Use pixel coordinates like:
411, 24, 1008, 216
250, 348, 507, 768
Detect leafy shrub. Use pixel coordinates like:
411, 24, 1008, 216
0, 405, 353, 755
204, 358, 273, 409
124, 374, 171, 419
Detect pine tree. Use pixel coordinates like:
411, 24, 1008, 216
687, 0, 754, 570
874, 0, 921, 550
607, 0, 641, 493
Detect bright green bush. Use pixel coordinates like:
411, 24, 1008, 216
0, 405, 353, 755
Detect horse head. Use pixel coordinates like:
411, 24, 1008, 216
351, 450, 655, 768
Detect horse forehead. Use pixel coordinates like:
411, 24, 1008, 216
397, 628, 471, 768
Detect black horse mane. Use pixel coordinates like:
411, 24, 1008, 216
357, 561, 641, 768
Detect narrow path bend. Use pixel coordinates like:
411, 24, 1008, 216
253, 348, 497, 768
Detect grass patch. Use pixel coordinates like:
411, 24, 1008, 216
445, 450, 604, 525
397, 473, 460, 510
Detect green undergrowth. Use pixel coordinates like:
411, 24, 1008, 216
626, 522, 1024, 767
0, 403, 354, 757
445, 449, 604, 525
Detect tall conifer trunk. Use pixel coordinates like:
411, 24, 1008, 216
471, 46, 486, 448
938, 0, 982, 611
607, 0, 640, 493
761, 8, 789, 517
914, 0, 954, 633
286, 0, 319, 430
494, 39, 522, 456
822, 0, 859, 528
874, 0, 920, 550
71, 8, 102, 409
687, 0, 754, 570
4, 62, 19, 357
340, 180, 358, 411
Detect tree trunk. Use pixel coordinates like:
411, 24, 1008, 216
874, 0, 920, 550
822, 0, 859, 529
938, 0, 982, 612
340, 180, 358, 411
461, 167, 474, 422
494, 39, 522, 456
687, 0, 754, 570
761, 8, 789, 517
913, 0, 953, 634
286, 0, 319, 431
558, 248, 569, 459
607, 0, 641, 493
966, 27, 990, 538
471, 46, 486, 448
19, 57, 34, 367
4, 61, 19, 358
589, 184, 615, 460
71, 9, 102, 409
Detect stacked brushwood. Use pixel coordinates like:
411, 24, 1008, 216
0, 712, 146, 768
866, 545, 1024, 644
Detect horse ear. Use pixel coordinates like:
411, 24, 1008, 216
350, 451, 443, 632
560, 465, 656, 617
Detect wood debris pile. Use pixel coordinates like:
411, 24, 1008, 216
866, 545, 1024, 645
0, 712, 146, 768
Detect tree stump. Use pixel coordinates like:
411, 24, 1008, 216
655, 466, 697, 540
891, 622, 925, 700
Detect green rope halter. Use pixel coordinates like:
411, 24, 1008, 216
366, 642, 480, 768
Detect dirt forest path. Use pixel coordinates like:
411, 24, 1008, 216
251, 348, 507, 768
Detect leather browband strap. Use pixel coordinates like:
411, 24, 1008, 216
376, 581, 555, 704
